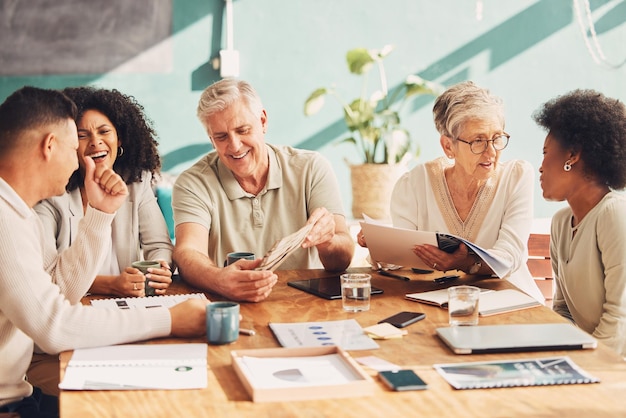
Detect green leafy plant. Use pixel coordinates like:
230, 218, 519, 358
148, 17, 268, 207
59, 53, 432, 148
304, 45, 443, 164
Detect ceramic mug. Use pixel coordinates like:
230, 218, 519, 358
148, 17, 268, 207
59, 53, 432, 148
206, 301, 240, 344
131, 260, 161, 296
224, 251, 255, 266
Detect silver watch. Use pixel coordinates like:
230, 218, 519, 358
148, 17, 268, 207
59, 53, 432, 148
469, 260, 482, 274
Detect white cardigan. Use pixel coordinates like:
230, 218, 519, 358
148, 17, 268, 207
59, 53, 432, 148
390, 157, 544, 302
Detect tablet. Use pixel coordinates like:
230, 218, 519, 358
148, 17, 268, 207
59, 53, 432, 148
288, 276, 384, 300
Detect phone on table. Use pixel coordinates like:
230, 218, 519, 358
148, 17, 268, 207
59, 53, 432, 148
378, 311, 425, 328
379, 369, 428, 391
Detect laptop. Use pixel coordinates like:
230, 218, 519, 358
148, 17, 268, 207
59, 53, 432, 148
436, 323, 597, 354
288, 276, 383, 300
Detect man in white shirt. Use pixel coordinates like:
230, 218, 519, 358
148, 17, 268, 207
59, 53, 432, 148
0, 87, 207, 417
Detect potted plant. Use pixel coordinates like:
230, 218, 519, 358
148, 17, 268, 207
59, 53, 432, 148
304, 45, 442, 219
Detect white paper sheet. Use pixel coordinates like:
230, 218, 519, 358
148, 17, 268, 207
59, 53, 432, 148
59, 343, 208, 390
360, 220, 510, 277
269, 319, 379, 350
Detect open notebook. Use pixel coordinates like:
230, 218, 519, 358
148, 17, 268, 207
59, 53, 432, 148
406, 288, 541, 316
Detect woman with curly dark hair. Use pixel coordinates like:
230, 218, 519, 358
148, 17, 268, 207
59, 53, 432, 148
534, 89, 626, 357
29, 87, 175, 396
35, 86, 173, 297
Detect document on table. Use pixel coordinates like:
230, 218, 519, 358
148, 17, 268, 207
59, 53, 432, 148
434, 356, 600, 389
90, 293, 207, 310
59, 343, 208, 390
359, 217, 510, 277
269, 319, 379, 350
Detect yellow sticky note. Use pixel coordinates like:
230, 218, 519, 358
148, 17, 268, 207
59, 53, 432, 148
363, 322, 408, 339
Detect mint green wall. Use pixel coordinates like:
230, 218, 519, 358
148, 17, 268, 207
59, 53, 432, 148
1, 0, 625, 219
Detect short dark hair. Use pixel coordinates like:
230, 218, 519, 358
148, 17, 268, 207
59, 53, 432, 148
0, 86, 77, 156
62, 87, 161, 190
533, 89, 626, 190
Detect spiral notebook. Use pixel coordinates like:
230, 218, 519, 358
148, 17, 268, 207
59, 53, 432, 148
59, 343, 208, 390
434, 356, 600, 390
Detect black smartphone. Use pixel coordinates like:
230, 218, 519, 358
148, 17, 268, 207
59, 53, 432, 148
378, 311, 425, 328
379, 369, 428, 391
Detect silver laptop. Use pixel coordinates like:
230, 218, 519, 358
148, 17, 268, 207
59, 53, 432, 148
436, 323, 597, 354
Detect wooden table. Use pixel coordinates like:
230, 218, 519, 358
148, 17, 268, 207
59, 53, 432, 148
60, 268, 626, 417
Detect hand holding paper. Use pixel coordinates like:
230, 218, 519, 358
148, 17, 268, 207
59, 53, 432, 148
256, 224, 314, 271
359, 218, 510, 277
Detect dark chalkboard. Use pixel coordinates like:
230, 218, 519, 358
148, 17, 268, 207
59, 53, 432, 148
0, 0, 172, 75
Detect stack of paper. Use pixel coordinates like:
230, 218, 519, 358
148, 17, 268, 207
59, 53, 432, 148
256, 223, 314, 271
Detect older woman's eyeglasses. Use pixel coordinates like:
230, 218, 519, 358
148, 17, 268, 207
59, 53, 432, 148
456, 133, 510, 154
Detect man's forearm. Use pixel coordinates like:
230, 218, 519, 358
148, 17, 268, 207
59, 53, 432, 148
173, 248, 221, 292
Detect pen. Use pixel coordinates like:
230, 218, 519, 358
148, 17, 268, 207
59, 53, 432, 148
378, 269, 410, 282
411, 268, 434, 274
239, 328, 256, 336
433, 275, 460, 284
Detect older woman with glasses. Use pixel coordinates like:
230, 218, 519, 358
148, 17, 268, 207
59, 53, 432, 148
358, 80, 543, 302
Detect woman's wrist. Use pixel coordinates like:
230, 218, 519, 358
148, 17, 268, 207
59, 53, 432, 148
464, 255, 482, 274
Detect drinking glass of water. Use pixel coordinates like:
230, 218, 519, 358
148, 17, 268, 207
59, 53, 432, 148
448, 285, 480, 326
340, 273, 371, 312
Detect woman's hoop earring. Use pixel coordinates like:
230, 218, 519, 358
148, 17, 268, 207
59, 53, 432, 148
117, 146, 124, 157
563, 160, 572, 172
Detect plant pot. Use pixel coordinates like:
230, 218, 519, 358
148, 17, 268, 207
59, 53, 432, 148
349, 163, 406, 221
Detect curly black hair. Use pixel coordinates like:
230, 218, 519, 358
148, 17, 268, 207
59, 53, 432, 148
532, 89, 626, 190
62, 86, 161, 191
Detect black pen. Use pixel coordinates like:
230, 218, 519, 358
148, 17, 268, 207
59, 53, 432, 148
378, 269, 410, 282
433, 275, 460, 284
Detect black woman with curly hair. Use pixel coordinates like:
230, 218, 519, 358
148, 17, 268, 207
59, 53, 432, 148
35, 86, 174, 298
29, 87, 175, 396
534, 89, 626, 358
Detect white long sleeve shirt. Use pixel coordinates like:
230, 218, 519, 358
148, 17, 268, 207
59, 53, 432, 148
0, 178, 171, 407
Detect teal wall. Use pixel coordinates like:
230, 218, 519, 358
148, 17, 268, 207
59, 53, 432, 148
1, 0, 625, 219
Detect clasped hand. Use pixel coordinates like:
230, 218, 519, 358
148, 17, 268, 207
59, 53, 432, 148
122, 261, 172, 297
